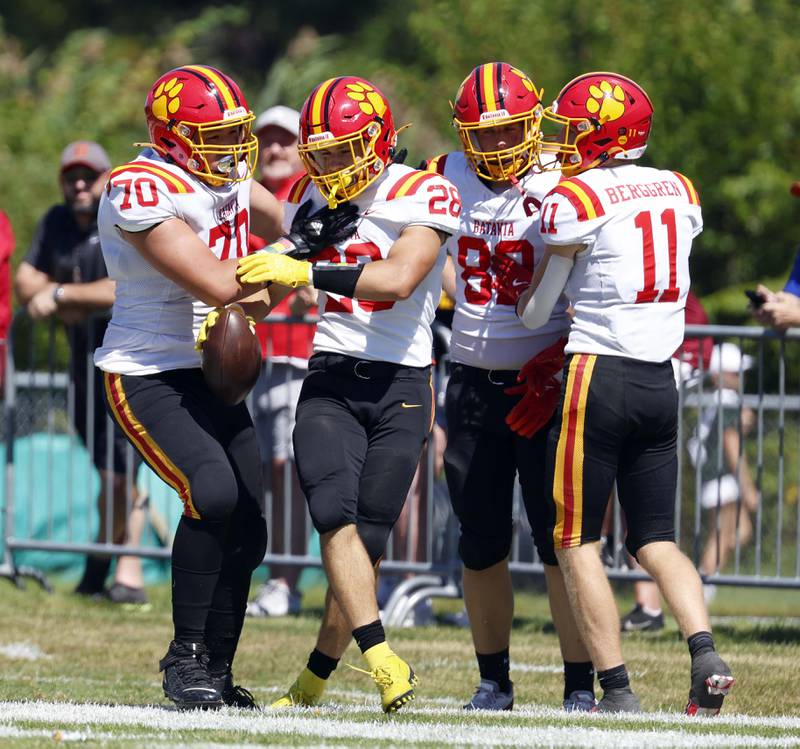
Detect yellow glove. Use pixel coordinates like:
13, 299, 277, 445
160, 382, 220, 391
195, 305, 256, 351
195, 307, 222, 351
236, 252, 311, 288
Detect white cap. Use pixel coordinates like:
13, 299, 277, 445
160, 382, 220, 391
709, 343, 753, 374
253, 105, 300, 138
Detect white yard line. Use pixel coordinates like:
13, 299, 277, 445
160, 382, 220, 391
0, 701, 798, 748
0, 642, 51, 661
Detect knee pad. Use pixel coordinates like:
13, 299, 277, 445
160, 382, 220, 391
532, 527, 558, 567
190, 463, 239, 520
357, 520, 392, 565
241, 515, 268, 571
625, 528, 675, 560
307, 488, 356, 535
458, 527, 511, 571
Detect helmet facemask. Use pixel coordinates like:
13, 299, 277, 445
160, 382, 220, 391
298, 120, 388, 208
172, 113, 258, 186
455, 107, 543, 182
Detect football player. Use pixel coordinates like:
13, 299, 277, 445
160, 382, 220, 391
425, 62, 594, 711
516, 72, 734, 713
94, 66, 356, 710
236, 76, 460, 713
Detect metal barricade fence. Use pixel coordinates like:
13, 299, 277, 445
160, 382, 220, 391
2, 312, 799, 618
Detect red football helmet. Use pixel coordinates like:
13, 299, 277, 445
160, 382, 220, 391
143, 65, 257, 185
540, 72, 653, 176
452, 62, 544, 181
297, 76, 397, 207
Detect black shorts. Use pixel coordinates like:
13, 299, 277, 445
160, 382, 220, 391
546, 353, 678, 556
103, 368, 262, 521
443, 363, 553, 568
292, 353, 433, 544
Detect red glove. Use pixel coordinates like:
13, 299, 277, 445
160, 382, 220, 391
504, 337, 567, 438
491, 253, 533, 305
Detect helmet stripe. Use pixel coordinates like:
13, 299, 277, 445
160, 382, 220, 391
178, 67, 226, 112
309, 78, 337, 134
495, 63, 505, 109
481, 63, 497, 112
473, 67, 484, 113
218, 70, 242, 107
183, 65, 237, 111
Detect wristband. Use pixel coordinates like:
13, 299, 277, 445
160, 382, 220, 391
311, 264, 364, 297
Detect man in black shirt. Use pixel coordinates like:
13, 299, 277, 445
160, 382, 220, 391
15, 141, 148, 604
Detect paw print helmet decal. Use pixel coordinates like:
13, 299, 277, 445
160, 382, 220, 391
453, 62, 544, 182
142, 66, 257, 185
539, 72, 653, 177
298, 76, 397, 207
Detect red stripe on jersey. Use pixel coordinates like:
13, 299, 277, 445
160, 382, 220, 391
108, 164, 194, 193
287, 174, 312, 204
385, 171, 437, 200
672, 171, 700, 205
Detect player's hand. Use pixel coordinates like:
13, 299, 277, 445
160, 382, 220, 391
491, 254, 533, 303
281, 200, 360, 260
195, 304, 255, 351
195, 307, 222, 351
237, 252, 311, 288
504, 337, 567, 438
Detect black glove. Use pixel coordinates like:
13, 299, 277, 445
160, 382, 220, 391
391, 147, 408, 165
282, 201, 360, 260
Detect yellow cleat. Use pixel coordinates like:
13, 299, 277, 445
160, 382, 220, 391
270, 667, 327, 708
350, 652, 418, 714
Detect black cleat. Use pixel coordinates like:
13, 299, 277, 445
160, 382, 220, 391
159, 640, 223, 710
686, 651, 734, 716
211, 671, 259, 709
594, 687, 642, 713
620, 604, 664, 633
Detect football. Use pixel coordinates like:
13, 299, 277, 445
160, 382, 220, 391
201, 307, 262, 406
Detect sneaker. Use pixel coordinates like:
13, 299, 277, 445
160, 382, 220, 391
463, 679, 514, 711
594, 687, 642, 713
620, 604, 664, 632
105, 583, 149, 606
349, 653, 418, 713
400, 599, 434, 628
686, 651, 734, 716
159, 640, 223, 710
246, 580, 301, 618
271, 667, 327, 708
210, 671, 258, 709
563, 689, 597, 712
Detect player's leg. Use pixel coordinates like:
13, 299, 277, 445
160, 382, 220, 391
443, 366, 518, 710
517, 417, 595, 711
204, 402, 267, 708
549, 355, 640, 713
105, 369, 250, 709
345, 370, 433, 712
619, 364, 733, 714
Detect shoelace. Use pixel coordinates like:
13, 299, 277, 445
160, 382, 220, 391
174, 650, 211, 686
226, 684, 256, 707
347, 663, 392, 689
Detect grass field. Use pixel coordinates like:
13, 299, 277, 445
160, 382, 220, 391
1, 579, 799, 747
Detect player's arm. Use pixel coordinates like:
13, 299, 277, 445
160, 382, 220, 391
120, 219, 262, 308
516, 243, 583, 330
236, 224, 447, 302
442, 254, 457, 300
249, 180, 284, 242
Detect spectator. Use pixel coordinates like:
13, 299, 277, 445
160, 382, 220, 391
246, 106, 316, 618
14, 141, 148, 604
688, 343, 759, 601
0, 210, 13, 388
751, 244, 800, 329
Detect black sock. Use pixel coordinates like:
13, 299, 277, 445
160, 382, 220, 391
352, 619, 386, 654
476, 649, 511, 693
687, 631, 715, 660
171, 516, 227, 643
307, 648, 340, 680
564, 660, 595, 699
597, 664, 630, 692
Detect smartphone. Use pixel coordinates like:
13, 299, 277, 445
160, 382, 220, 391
744, 289, 765, 309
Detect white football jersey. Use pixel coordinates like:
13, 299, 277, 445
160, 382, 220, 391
540, 163, 702, 362
94, 148, 253, 374
283, 163, 460, 367
430, 152, 569, 370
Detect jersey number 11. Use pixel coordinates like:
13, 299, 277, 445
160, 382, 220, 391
634, 208, 679, 304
